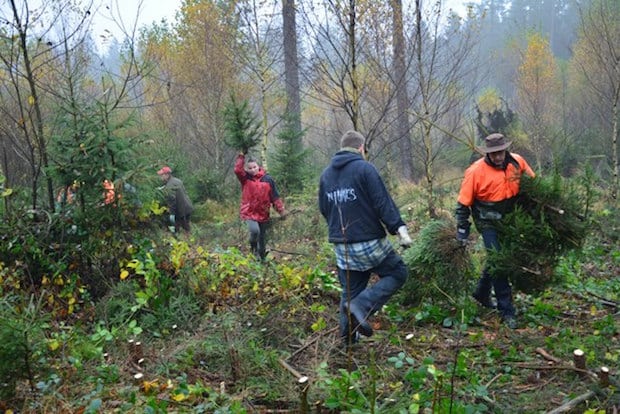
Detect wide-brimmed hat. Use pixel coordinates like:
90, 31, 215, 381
157, 166, 172, 175
476, 133, 512, 154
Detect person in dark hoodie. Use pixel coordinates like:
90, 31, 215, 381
318, 130, 413, 346
455, 133, 535, 329
234, 153, 286, 260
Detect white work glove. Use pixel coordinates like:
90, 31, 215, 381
397, 225, 412, 248
169, 214, 175, 225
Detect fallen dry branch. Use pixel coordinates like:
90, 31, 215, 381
289, 327, 338, 359
535, 347, 562, 364
585, 290, 619, 308
515, 363, 598, 381
278, 358, 308, 383
545, 390, 596, 414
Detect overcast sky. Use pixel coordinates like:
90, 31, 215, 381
91, 0, 475, 53
92, 0, 183, 52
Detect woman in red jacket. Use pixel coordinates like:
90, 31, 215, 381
234, 153, 286, 260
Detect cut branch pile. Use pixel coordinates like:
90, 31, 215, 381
400, 218, 476, 305
489, 174, 590, 293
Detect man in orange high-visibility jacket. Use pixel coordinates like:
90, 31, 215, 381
103, 179, 116, 205
455, 133, 535, 329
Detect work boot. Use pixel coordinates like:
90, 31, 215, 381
502, 315, 517, 329
342, 330, 361, 348
346, 302, 373, 337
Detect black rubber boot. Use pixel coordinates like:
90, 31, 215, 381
472, 275, 495, 309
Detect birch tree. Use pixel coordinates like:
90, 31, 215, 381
0, 0, 94, 211
570, 0, 620, 200
515, 31, 561, 170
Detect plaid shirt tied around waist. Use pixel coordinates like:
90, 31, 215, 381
334, 238, 394, 271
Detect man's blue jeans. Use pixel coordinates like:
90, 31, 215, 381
338, 250, 408, 338
476, 227, 515, 317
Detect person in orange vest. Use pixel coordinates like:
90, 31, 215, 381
455, 133, 535, 329
102, 179, 116, 206
55, 182, 78, 212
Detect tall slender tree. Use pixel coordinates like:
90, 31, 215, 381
282, 0, 302, 133
391, 0, 414, 181
515, 31, 561, 170
570, 0, 620, 200
0, 0, 94, 211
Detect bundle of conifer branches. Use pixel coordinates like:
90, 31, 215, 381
399, 218, 476, 305
488, 174, 590, 293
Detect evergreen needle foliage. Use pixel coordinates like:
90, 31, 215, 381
270, 114, 309, 194
222, 94, 261, 154
0, 294, 50, 400
399, 219, 476, 305
489, 174, 590, 293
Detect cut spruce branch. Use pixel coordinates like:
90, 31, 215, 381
399, 218, 475, 306
530, 197, 586, 221
487, 174, 589, 294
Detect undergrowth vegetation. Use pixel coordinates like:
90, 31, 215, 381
0, 178, 618, 413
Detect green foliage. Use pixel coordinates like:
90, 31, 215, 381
399, 218, 476, 306
222, 94, 261, 154
0, 294, 51, 400
269, 114, 309, 194
186, 166, 230, 203
489, 173, 590, 293
314, 362, 368, 410
0, 165, 617, 412
48, 100, 143, 212
100, 237, 204, 337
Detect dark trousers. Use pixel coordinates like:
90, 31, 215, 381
247, 220, 270, 259
476, 227, 515, 317
338, 250, 408, 338
175, 215, 191, 233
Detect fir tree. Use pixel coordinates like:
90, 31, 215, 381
222, 94, 261, 155
270, 114, 308, 194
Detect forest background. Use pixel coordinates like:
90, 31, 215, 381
0, 0, 618, 412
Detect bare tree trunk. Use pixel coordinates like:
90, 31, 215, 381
391, 0, 414, 181
9, 0, 54, 210
414, 0, 436, 213
283, 0, 302, 133
348, 0, 359, 131
612, 91, 619, 200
